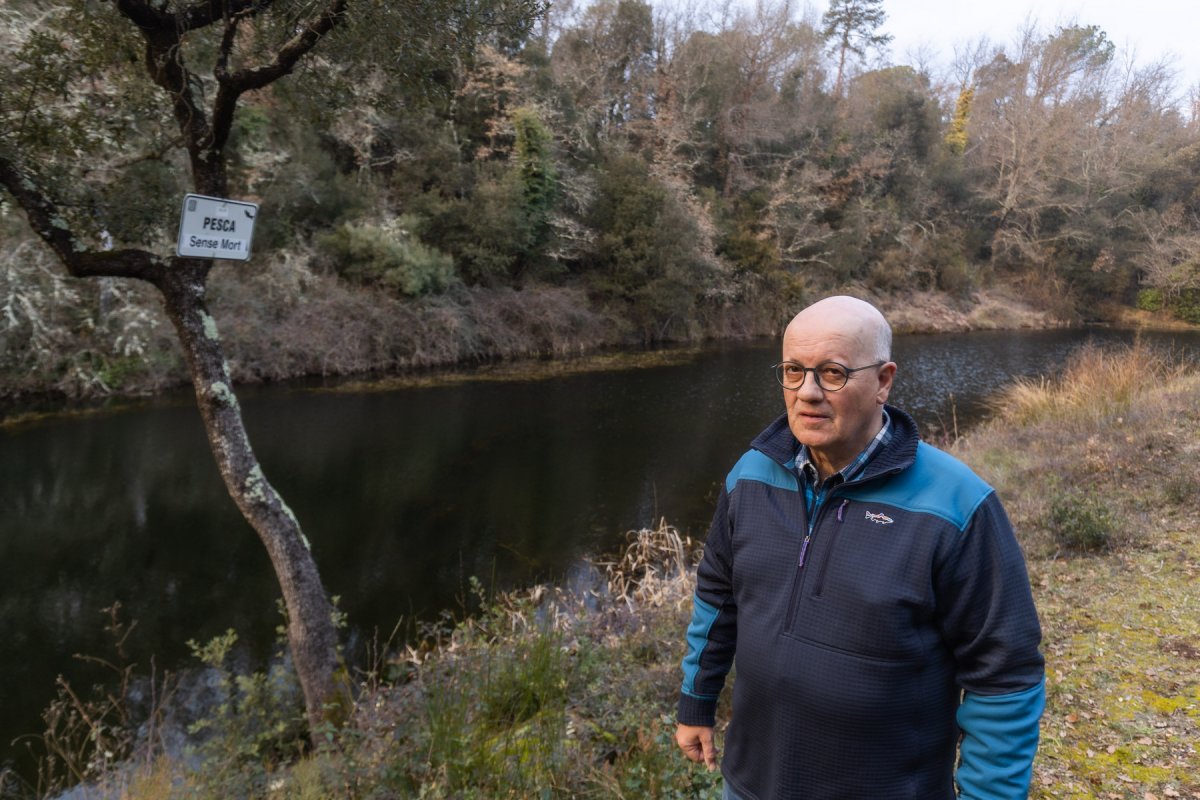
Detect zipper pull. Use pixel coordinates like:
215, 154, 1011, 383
798, 534, 812, 567
837, 499, 849, 522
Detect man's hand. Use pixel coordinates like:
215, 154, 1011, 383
675, 723, 718, 771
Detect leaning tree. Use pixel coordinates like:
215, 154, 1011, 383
0, 0, 541, 739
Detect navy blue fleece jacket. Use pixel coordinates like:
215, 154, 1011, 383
679, 406, 1044, 800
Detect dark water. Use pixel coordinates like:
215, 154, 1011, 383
2, 327, 1199, 771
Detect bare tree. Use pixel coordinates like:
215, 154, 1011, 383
963, 24, 1119, 267
652, 0, 824, 195
1134, 205, 1200, 301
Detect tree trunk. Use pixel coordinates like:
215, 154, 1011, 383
834, 33, 850, 97
158, 263, 341, 737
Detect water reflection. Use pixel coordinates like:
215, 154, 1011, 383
2, 327, 1198, 769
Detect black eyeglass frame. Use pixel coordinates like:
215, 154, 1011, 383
771, 360, 886, 392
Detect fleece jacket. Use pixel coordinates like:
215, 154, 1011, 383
679, 406, 1045, 800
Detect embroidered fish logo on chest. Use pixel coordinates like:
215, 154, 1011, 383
864, 510, 894, 525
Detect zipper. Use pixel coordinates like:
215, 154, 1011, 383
784, 497, 849, 631
797, 495, 847, 568
785, 497, 850, 631
812, 499, 850, 597
779, 446, 905, 632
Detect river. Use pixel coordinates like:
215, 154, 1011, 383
2, 326, 1199, 773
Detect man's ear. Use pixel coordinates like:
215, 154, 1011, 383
876, 361, 897, 404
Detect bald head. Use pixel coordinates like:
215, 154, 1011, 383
779, 296, 896, 476
784, 296, 892, 363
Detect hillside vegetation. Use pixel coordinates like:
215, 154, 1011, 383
3, 0, 1200, 401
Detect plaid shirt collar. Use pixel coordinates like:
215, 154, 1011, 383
795, 409, 893, 489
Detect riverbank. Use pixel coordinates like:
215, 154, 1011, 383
0, 269, 1081, 405
10, 341, 1198, 799
9, 258, 1200, 426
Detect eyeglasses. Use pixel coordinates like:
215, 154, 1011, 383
772, 360, 885, 391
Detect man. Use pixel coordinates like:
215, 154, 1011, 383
676, 296, 1045, 799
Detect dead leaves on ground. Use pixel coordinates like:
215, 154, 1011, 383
1030, 517, 1200, 799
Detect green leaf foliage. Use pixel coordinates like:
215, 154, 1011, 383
585, 153, 712, 341
316, 219, 456, 297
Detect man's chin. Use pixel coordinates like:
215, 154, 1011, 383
790, 417, 832, 438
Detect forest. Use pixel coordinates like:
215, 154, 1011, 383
2, 0, 1199, 400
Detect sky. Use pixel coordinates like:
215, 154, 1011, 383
877, 0, 1200, 95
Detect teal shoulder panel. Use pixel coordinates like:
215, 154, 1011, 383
725, 449, 798, 494
841, 442, 992, 531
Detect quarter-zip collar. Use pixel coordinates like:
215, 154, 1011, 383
795, 410, 892, 530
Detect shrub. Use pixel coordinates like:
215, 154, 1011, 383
1047, 490, 1114, 554
248, 114, 371, 250
1162, 473, 1200, 506
0, 229, 180, 398
1167, 289, 1200, 324
715, 189, 780, 277
1135, 287, 1200, 323
512, 107, 557, 255
865, 247, 911, 293
183, 628, 307, 797
1135, 287, 1164, 312
416, 174, 533, 286
316, 217, 456, 297
584, 152, 712, 341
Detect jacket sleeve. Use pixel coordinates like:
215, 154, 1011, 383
678, 485, 738, 727
935, 492, 1045, 800
957, 681, 1045, 799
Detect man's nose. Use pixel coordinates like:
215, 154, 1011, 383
794, 372, 826, 400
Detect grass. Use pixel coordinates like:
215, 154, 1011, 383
7, 342, 1200, 799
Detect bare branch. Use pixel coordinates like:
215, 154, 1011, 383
177, 0, 269, 33
210, 0, 348, 152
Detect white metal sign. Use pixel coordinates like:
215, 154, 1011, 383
176, 193, 259, 261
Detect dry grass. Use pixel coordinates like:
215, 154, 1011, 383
989, 339, 1190, 428
210, 257, 620, 384
257, 522, 716, 800
599, 523, 695, 611
879, 287, 1059, 334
